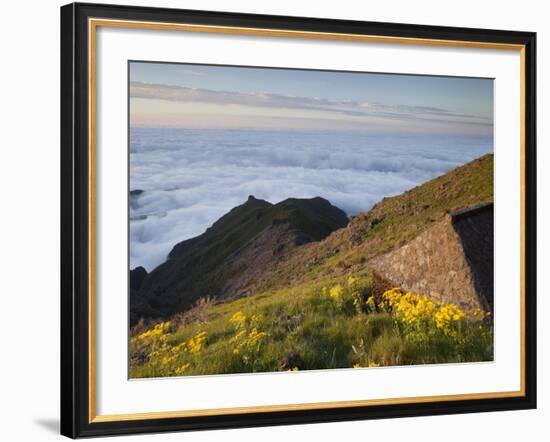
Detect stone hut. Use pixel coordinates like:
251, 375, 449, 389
369, 202, 493, 313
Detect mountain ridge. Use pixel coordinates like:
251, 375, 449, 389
130, 195, 349, 323
131, 153, 493, 325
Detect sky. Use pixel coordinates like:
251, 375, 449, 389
129, 62, 493, 136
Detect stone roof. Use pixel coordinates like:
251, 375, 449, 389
450, 201, 493, 222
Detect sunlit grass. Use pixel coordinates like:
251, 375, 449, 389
130, 273, 493, 378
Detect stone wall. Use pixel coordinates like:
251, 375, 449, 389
369, 203, 493, 312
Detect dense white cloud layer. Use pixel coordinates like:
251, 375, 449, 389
130, 128, 492, 270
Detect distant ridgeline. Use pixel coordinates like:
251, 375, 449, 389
130, 153, 494, 325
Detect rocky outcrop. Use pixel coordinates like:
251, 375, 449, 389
130, 266, 147, 290
369, 202, 493, 312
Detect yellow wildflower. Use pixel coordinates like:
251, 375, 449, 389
174, 363, 191, 375
330, 284, 344, 299
161, 354, 176, 366
229, 311, 246, 329
137, 321, 171, 340
188, 331, 207, 354
382, 288, 466, 338
329, 284, 345, 309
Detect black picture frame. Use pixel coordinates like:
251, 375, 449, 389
61, 2, 537, 438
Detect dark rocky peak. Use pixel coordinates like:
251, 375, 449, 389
130, 266, 147, 291
168, 196, 271, 260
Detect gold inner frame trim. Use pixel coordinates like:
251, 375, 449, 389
88, 17, 527, 424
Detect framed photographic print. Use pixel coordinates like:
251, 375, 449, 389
60, 2, 537, 438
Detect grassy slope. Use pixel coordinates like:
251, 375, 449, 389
130, 269, 492, 378
130, 154, 494, 378
242, 153, 494, 294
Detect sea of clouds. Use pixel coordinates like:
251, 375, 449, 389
129, 128, 493, 271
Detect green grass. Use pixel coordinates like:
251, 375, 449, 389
130, 272, 493, 378
358, 153, 493, 253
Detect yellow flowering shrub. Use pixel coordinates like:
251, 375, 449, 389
229, 311, 246, 329
137, 321, 171, 340
174, 363, 191, 376
188, 331, 207, 354
228, 312, 268, 370
129, 323, 208, 377
325, 275, 371, 313
381, 288, 467, 341
329, 284, 344, 309
434, 304, 465, 332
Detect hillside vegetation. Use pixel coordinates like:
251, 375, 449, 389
240, 153, 493, 295
131, 196, 348, 323
130, 154, 494, 377
130, 273, 492, 377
